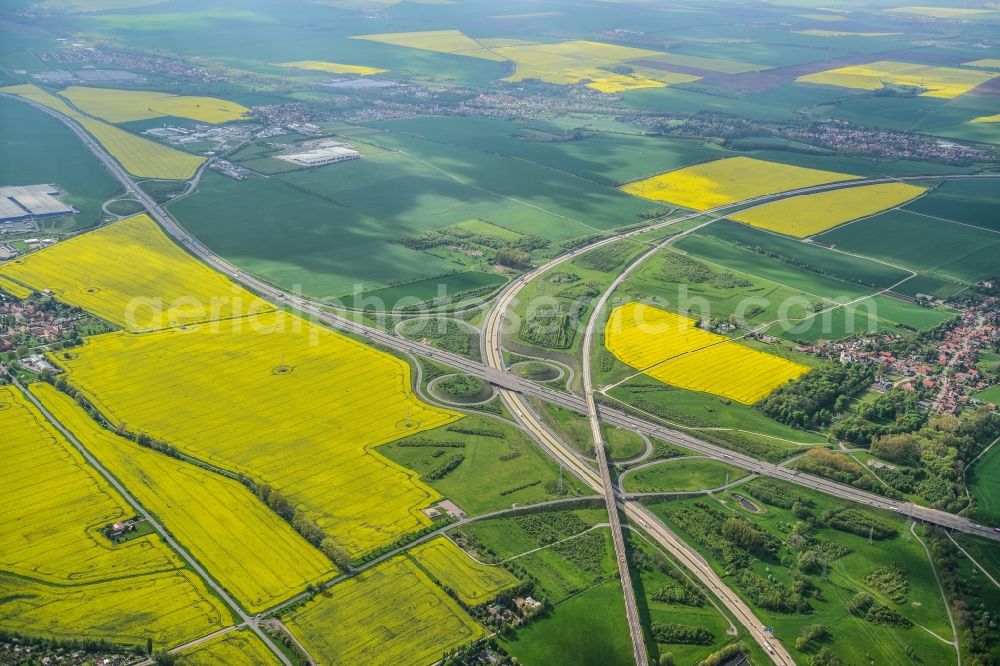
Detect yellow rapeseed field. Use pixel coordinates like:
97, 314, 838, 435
279, 60, 388, 75
620, 156, 857, 210
965, 59, 1000, 69
971, 113, 1000, 123
76, 116, 205, 179
797, 61, 996, 99
797, 30, 900, 37
884, 6, 992, 17
585, 74, 666, 94
54, 311, 458, 555
353, 29, 507, 61
729, 183, 927, 237
409, 538, 518, 606
285, 554, 485, 665
32, 383, 334, 614
0, 571, 231, 648
1, 82, 78, 115
1, 84, 205, 179
353, 31, 698, 92
179, 629, 281, 665
0, 385, 181, 582
796, 13, 847, 22
0, 214, 273, 332
0, 275, 33, 299
493, 40, 668, 91
0, 386, 231, 648
606, 302, 809, 404
60, 86, 249, 124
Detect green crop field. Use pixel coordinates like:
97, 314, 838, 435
613, 245, 945, 343
358, 131, 660, 231
501, 580, 633, 666
379, 415, 588, 514
903, 179, 1000, 232
360, 271, 506, 305
970, 443, 1000, 525
368, 116, 726, 186
0, 97, 120, 230
168, 172, 460, 299
819, 209, 1000, 284
622, 457, 748, 493
694, 222, 910, 290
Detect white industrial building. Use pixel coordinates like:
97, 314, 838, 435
277, 140, 362, 167
0, 184, 75, 222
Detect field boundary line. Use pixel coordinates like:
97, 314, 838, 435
902, 208, 1000, 235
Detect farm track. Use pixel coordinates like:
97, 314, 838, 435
7, 92, 1000, 665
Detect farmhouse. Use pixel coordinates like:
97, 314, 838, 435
0, 185, 75, 223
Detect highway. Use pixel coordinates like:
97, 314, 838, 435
7, 92, 1000, 665
486, 214, 796, 663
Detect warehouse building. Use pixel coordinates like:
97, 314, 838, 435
0, 185, 75, 223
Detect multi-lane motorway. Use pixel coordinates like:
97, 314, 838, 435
8, 91, 1000, 665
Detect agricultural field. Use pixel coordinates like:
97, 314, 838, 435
31, 383, 335, 614
884, 6, 994, 18
490, 40, 671, 92
0, 385, 180, 582
53, 310, 458, 555
903, 178, 1000, 232
465, 509, 634, 664
284, 554, 485, 665
77, 116, 205, 179
729, 182, 927, 237
610, 241, 943, 345
620, 157, 858, 210
0, 96, 121, 230
365, 116, 725, 187
408, 537, 518, 606
0, 214, 272, 332
0, 385, 231, 648
969, 443, 1000, 525
797, 61, 997, 99
354, 30, 684, 92
167, 172, 464, 299
379, 415, 587, 514
0, 275, 33, 298
621, 457, 748, 494
0, 571, 230, 649
818, 209, 1000, 284
353, 29, 507, 61
179, 629, 281, 666
0, 84, 204, 180
60, 86, 249, 124
502, 580, 633, 666
605, 302, 809, 404
278, 60, 387, 75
